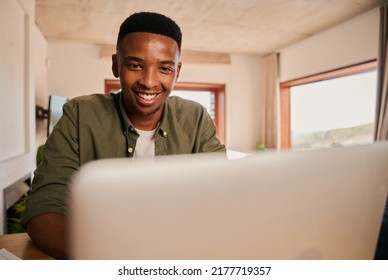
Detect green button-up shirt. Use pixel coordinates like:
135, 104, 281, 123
22, 92, 225, 225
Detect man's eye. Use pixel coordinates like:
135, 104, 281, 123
128, 64, 142, 70
160, 67, 173, 73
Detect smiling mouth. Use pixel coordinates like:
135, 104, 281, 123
138, 92, 157, 100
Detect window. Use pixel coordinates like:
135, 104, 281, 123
172, 83, 225, 144
104, 80, 226, 144
280, 60, 377, 151
170, 90, 215, 119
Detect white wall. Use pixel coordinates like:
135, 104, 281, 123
178, 62, 231, 85
47, 42, 113, 99
228, 54, 261, 152
279, 8, 379, 82
0, 0, 37, 234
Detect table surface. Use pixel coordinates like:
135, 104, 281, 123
0, 232, 56, 260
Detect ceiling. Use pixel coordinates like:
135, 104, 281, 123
35, 0, 384, 56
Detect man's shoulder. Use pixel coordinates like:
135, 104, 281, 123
67, 93, 116, 104
65, 93, 119, 111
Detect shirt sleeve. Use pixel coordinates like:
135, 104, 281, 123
22, 101, 80, 226
195, 106, 226, 153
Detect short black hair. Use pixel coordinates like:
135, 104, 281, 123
117, 12, 182, 52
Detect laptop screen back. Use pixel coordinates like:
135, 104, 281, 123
70, 142, 388, 259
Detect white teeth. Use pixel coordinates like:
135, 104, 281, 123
139, 93, 156, 100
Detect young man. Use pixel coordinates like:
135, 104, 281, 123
22, 12, 225, 259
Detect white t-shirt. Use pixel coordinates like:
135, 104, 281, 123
133, 127, 156, 158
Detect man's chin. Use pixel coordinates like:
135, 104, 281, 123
133, 105, 163, 117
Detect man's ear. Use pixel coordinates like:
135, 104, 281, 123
112, 54, 119, 78
175, 62, 182, 82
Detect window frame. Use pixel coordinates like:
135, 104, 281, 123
104, 80, 226, 144
279, 60, 377, 150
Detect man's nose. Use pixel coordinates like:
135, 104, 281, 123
139, 67, 158, 88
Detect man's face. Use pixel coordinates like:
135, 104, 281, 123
112, 32, 181, 124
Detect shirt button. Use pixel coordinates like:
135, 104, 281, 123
163, 131, 167, 137
128, 147, 133, 153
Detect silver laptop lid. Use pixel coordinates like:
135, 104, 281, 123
70, 142, 388, 259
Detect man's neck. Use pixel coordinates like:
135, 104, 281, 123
129, 113, 162, 131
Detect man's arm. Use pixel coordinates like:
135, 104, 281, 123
198, 107, 226, 153
23, 101, 80, 259
26, 213, 69, 259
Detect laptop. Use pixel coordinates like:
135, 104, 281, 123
69, 142, 388, 259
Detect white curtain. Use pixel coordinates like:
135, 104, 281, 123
258, 53, 279, 149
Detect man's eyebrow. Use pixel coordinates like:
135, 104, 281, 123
159, 60, 177, 66
123, 56, 177, 65
123, 56, 143, 62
